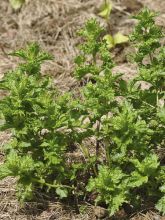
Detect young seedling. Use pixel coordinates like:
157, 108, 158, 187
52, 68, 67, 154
98, 0, 112, 21
10, 0, 25, 10
98, 0, 129, 48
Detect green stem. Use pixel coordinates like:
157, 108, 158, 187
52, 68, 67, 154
32, 178, 74, 190
93, 164, 98, 176
96, 120, 100, 158
93, 53, 96, 64
156, 90, 159, 107
142, 100, 156, 109
106, 144, 111, 166
149, 52, 153, 63
80, 144, 90, 159
79, 144, 97, 176
107, 19, 112, 35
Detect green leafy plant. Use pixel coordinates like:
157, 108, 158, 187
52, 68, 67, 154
98, 0, 129, 48
75, 9, 165, 216
0, 7, 164, 218
0, 43, 77, 201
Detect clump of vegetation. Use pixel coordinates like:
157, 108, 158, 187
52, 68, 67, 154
0, 43, 77, 201
75, 8, 165, 215
0, 8, 164, 217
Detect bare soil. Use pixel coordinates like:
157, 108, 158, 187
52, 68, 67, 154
0, 0, 165, 219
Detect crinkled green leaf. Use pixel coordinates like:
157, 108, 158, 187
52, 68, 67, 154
156, 196, 165, 215
56, 188, 68, 199
0, 165, 12, 179
128, 171, 148, 188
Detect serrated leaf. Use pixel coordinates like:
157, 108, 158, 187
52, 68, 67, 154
128, 171, 148, 188
19, 142, 31, 148
108, 193, 127, 216
56, 188, 68, 199
113, 33, 129, 45
10, 0, 25, 10
156, 196, 165, 215
160, 185, 165, 193
103, 34, 114, 48
0, 165, 12, 179
98, 0, 112, 20
157, 107, 165, 123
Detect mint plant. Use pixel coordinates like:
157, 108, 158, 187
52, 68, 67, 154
87, 102, 162, 215
0, 43, 76, 201
128, 9, 165, 153
0, 7, 164, 218
75, 9, 165, 216
74, 18, 121, 160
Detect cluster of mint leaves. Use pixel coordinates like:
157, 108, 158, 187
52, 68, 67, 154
0, 8, 165, 216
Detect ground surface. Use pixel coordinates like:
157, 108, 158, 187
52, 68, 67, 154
0, 0, 165, 219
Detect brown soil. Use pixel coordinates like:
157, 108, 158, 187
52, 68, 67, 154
0, 0, 165, 219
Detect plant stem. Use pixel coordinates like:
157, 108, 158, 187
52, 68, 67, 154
93, 53, 96, 64
79, 144, 97, 176
96, 120, 100, 158
156, 90, 159, 107
149, 52, 153, 63
105, 142, 111, 166
33, 178, 74, 190
80, 144, 90, 159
